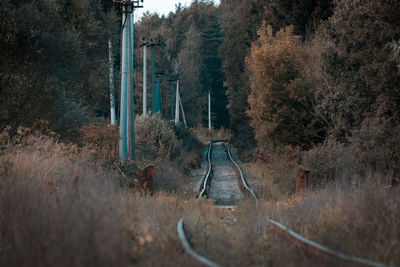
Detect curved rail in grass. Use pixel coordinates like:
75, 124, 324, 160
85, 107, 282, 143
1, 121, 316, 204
178, 142, 221, 267
199, 143, 212, 197
178, 141, 391, 267
177, 218, 222, 267
223, 142, 259, 209
267, 219, 392, 267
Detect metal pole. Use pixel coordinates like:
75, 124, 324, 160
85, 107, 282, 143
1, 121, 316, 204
119, 6, 128, 162
143, 43, 147, 116
170, 80, 174, 120
127, 8, 135, 161
151, 46, 155, 113
208, 92, 211, 130
155, 74, 160, 114
108, 39, 116, 125
126, 9, 132, 160
175, 80, 180, 124
158, 75, 163, 117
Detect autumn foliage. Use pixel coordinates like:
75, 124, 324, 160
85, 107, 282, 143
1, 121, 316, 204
246, 25, 323, 152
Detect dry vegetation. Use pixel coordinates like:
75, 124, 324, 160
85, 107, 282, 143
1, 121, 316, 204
181, 183, 399, 266
191, 125, 232, 144
235, 139, 399, 266
263, 185, 400, 266
0, 124, 398, 266
0, 131, 203, 266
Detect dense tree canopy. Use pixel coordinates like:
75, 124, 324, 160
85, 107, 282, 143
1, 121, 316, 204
133, 1, 228, 127
1, 0, 399, 173
0, 0, 117, 134
247, 25, 325, 151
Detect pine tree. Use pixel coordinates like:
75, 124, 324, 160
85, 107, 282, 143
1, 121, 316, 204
201, 15, 228, 128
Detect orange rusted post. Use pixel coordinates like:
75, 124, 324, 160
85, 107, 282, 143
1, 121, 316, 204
139, 166, 154, 195
296, 166, 310, 194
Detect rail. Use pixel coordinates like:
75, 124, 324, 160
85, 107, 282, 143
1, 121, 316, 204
177, 218, 222, 267
199, 143, 212, 197
178, 143, 218, 267
267, 219, 391, 267
178, 141, 392, 267
223, 143, 258, 209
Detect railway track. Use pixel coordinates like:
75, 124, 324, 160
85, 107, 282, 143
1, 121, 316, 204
177, 142, 392, 267
198, 141, 256, 206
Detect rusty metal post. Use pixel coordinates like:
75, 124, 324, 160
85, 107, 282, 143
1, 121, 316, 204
139, 166, 154, 195
296, 166, 310, 194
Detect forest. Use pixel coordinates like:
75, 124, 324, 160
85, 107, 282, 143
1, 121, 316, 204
0, 0, 399, 266
1, 0, 400, 171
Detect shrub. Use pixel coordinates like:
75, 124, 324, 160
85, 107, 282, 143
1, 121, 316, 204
152, 160, 187, 193
135, 115, 180, 162
243, 147, 299, 199
352, 117, 400, 179
246, 24, 325, 152
302, 140, 355, 187
191, 125, 232, 144
79, 123, 119, 161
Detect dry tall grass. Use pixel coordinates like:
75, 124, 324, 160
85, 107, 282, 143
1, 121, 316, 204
0, 137, 199, 266
0, 130, 398, 266
262, 183, 400, 266
181, 184, 399, 266
191, 125, 232, 144
242, 149, 299, 200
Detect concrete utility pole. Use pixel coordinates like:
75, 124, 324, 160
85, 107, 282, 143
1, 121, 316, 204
142, 41, 148, 116
175, 79, 180, 125
154, 73, 160, 113
127, 8, 135, 161
158, 79, 163, 116
154, 72, 164, 116
151, 46, 155, 113
113, 0, 143, 163
208, 92, 211, 130
108, 39, 116, 125
149, 41, 160, 114
118, 5, 128, 162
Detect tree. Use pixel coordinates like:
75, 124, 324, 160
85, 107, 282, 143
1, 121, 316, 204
201, 14, 228, 128
264, 0, 333, 37
314, 0, 400, 141
0, 0, 115, 134
246, 25, 325, 151
309, 0, 400, 173
219, 0, 265, 149
134, 1, 227, 127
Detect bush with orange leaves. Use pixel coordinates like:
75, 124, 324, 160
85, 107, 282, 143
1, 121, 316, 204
246, 25, 326, 154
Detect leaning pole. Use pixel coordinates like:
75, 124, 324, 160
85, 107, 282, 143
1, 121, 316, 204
175, 79, 180, 125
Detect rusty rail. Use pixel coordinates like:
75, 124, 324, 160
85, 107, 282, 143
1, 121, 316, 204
268, 219, 391, 267
179, 142, 392, 267
177, 218, 221, 267
199, 143, 213, 197
223, 142, 258, 209
178, 142, 221, 267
